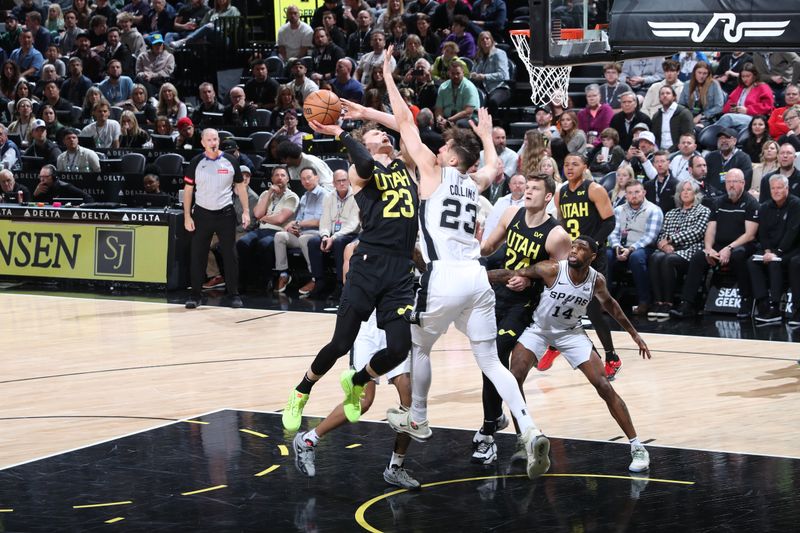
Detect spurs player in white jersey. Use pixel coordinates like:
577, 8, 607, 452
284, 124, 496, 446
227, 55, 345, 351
490, 236, 653, 472
379, 46, 551, 479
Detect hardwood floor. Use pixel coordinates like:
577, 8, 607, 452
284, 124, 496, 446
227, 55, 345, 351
1, 293, 798, 469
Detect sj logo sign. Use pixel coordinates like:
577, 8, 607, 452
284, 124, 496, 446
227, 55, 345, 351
95, 228, 134, 277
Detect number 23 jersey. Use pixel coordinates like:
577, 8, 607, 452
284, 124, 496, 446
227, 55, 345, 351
418, 166, 481, 263
533, 260, 598, 332
356, 158, 419, 255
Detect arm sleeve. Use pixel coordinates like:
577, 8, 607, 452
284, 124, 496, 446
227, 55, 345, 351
340, 132, 374, 180
592, 214, 616, 246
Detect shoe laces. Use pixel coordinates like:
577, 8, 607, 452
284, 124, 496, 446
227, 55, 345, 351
391, 466, 414, 484
632, 446, 647, 460
475, 440, 494, 455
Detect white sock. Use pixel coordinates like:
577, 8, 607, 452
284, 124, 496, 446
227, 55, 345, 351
389, 452, 405, 468
304, 429, 319, 445
410, 343, 432, 422
472, 339, 540, 436
630, 437, 642, 448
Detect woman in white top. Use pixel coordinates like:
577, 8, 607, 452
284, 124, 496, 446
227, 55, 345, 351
749, 139, 779, 199
157, 82, 188, 124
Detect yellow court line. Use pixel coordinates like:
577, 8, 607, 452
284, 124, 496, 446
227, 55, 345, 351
346, 444, 362, 449
104, 517, 125, 524
73, 501, 133, 510
181, 485, 227, 496
0, 509, 13, 512
277, 445, 289, 456
183, 419, 209, 425
355, 472, 695, 532
544, 473, 695, 485
240, 429, 268, 438
255, 465, 280, 477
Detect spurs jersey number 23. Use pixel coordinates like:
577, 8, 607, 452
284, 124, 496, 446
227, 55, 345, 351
534, 260, 598, 332
418, 167, 480, 262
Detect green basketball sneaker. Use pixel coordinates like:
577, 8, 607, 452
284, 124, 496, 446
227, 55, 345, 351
340, 369, 364, 423
282, 389, 309, 432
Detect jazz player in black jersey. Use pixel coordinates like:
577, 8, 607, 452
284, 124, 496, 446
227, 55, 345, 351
471, 174, 571, 464
282, 113, 421, 432
555, 153, 623, 380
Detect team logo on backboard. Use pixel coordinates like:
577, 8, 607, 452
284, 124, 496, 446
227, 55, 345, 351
647, 13, 789, 43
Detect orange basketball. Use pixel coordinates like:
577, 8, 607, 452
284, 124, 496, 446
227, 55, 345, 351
303, 90, 342, 126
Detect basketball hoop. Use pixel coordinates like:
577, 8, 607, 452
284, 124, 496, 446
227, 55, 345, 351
509, 29, 572, 108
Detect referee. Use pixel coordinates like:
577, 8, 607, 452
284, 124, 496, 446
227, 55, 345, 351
183, 128, 250, 309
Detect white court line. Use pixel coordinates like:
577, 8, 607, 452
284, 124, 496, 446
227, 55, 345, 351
0, 408, 231, 471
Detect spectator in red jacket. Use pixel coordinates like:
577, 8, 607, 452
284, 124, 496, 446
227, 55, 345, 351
716, 62, 775, 134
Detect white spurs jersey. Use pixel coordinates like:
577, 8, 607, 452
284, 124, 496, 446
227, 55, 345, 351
418, 166, 481, 262
533, 260, 598, 332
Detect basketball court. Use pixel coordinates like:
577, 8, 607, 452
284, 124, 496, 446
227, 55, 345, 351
0, 291, 798, 530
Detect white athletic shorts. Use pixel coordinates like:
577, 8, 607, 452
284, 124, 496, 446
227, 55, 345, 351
352, 311, 410, 384
412, 260, 497, 347
517, 325, 595, 370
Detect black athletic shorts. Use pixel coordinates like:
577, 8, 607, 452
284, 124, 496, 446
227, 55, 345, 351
495, 298, 534, 342
339, 250, 415, 328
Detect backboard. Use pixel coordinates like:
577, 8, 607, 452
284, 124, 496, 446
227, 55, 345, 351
527, 0, 800, 66
527, 0, 615, 66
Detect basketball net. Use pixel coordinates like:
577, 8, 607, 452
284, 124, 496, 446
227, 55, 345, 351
509, 30, 571, 108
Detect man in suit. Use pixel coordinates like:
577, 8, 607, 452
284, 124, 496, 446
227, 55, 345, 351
650, 85, 694, 152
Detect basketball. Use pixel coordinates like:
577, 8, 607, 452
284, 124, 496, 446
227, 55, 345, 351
303, 90, 342, 126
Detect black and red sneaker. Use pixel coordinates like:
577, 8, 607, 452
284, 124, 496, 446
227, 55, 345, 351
537, 347, 561, 371
605, 359, 622, 381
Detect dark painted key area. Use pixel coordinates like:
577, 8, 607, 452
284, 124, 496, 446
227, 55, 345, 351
0, 410, 797, 532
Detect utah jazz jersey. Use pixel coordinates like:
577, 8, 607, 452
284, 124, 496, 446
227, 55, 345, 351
355, 158, 419, 256
533, 260, 598, 332
418, 166, 481, 263
559, 179, 602, 242
497, 209, 558, 304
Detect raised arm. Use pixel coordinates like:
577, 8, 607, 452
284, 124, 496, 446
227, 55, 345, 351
340, 98, 399, 131
382, 45, 438, 182
593, 274, 651, 359
307, 119, 375, 187
469, 108, 497, 194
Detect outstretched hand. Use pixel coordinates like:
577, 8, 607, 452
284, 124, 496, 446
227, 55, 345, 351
308, 119, 344, 138
383, 44, 395, 77
341, 98, 366, 120
469, 107, 493, 138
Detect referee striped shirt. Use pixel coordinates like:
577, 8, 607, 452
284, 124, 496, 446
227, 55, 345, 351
184, 151, 243, 210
